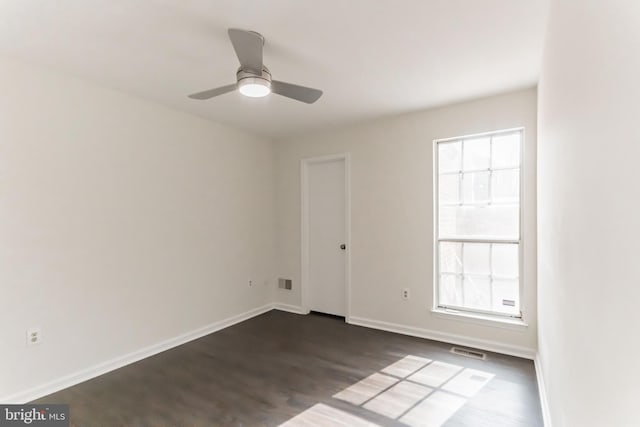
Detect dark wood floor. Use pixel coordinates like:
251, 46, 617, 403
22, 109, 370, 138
35, 310, 542, 426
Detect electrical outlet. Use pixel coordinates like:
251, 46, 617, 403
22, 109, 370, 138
402, 288, 410, 300
26, 327, 41, 346
248, 280, 253, 287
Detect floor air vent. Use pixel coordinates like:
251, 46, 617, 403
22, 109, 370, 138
451, 346, 487, 360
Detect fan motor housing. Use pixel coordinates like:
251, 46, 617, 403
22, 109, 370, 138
237, 66, 272, 84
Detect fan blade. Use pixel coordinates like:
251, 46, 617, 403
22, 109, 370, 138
228, 28, 264, 74
188, 84, 236, 100
271, 80, 323, 104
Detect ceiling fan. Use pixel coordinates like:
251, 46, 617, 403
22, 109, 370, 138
188, 29, 323, 104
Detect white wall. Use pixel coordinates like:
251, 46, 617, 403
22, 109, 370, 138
275, 88, 538, 354
0, 57, 275, 400
537, 1, 640, 426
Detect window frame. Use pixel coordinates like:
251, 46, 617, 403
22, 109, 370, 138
433, 128, 525, 320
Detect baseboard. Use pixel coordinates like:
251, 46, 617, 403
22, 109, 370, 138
272, 303, 309, 315
348, 316, 536, 360
534, 353, 553, 427
1, 303, 274, 404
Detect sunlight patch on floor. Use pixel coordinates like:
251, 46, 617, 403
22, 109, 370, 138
381, 355, 432, 378
333, 372, 399, 405
332, 354, 495, 427
399, 390, 466, 427
408, 360, 464, 388
441, 368, 495, 397
279, 403, 381, 427
363, 380, 432, 419
279, 354, 495, 427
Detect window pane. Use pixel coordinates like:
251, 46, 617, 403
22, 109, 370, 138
492, 244, 519, 278
439, 141, 461, 173
491, 169, 519, 203
439, 274, 462, 307
439, 174, 460, 204
436, 130, 522, 318
492, 279, 519, 315
463, 243, 490, 275
439, 205, 519, 239
440, 242, 462, 273
492, 133, 520, 168
463, 137, 490, 170
462, 276, 491, 310
462, 171, 489, 204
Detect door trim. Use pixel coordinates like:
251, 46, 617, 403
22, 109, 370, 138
300, 153, 351, 321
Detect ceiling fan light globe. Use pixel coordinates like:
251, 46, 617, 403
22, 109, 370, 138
238, 77, 271, 98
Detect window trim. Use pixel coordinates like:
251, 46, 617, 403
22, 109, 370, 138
433, 127, 525, 322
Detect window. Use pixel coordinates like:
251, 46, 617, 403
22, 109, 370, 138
434, 129, 522, 319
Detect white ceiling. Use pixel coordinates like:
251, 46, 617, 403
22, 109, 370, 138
0, 0, 549, 139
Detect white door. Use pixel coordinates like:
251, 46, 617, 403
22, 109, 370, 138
306, 158, 346, 316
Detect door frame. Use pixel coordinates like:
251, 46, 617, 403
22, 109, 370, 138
300, 153, 351, 322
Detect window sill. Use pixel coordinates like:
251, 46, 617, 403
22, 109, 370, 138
430, 308, 528, 331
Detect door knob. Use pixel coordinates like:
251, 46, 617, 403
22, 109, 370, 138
340, 244, 346, 250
